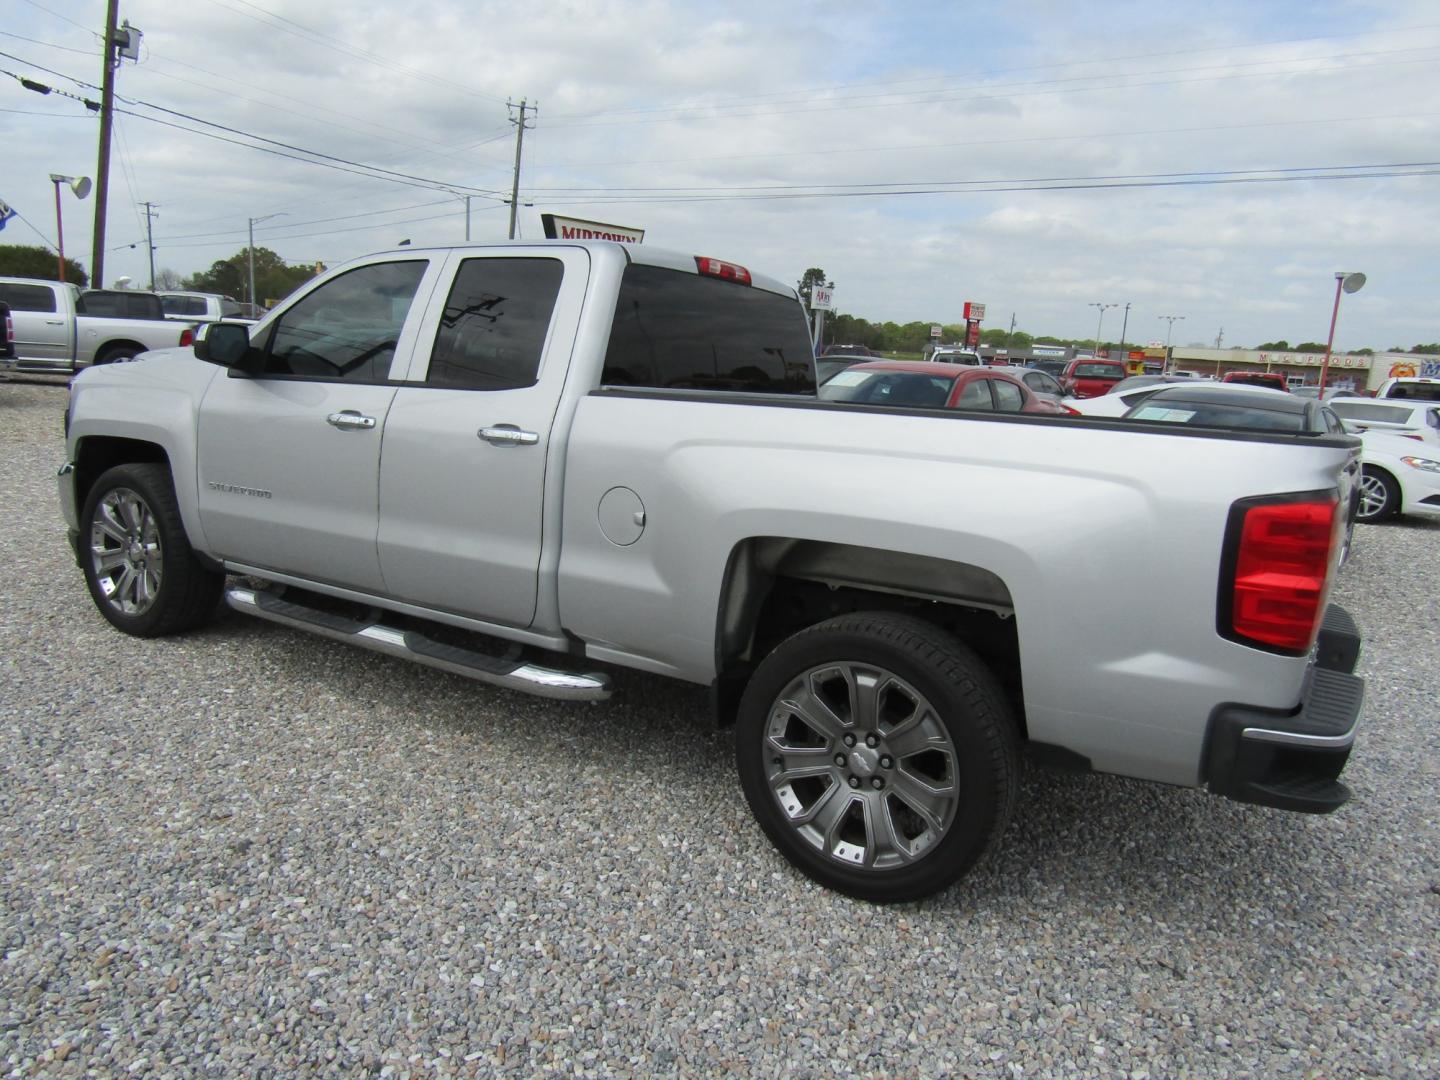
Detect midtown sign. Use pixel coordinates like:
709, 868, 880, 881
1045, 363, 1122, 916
540, 214, 644, 244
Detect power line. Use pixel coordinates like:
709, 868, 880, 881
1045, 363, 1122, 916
0, 30, 99, 56
17, 0, 92, 33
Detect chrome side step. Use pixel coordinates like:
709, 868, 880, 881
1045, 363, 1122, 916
224, 585, 612, 702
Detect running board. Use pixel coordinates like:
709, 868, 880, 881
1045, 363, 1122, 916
224, 585, 612, 702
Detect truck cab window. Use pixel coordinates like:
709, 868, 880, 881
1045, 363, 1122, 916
262, 261, 427, 382
426, 257, 563, 390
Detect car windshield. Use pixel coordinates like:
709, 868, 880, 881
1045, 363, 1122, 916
1330, 402, 1418, 424
819, 369, 955, 407
1074, 363, 1121, 378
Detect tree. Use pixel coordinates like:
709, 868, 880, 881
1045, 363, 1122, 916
186, 247, 314, 306
1411, 343, 1440, 355
796, 267, 831, 312
1292, 342, 1328, 353
154, 267, 185, 290
1256, 340, 1290, 350
0, 243, 88, 286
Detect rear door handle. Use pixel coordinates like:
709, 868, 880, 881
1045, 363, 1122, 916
479, 425, 539, 447
45, 320, 65, 326
327, 410, 376, 430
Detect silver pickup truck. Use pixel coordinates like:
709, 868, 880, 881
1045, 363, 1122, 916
57, 241, 1366, 901
0, 277, 197, 376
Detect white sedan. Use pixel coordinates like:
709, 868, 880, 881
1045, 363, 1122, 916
1355, 430, 1440, 523
1330, 398, 1440, 446
1066, 377, 1280, 418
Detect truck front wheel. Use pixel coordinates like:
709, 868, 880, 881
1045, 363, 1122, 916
80, 463, 222, 636
735, 612, 1019, 903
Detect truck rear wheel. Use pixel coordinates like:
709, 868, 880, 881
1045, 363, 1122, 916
735, 612, 1019, 903
80, 463, 222, 636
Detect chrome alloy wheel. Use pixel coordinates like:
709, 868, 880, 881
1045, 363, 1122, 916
763, 662, 959, 871
1357, 472, 1390, 521
89, 487, 163, 616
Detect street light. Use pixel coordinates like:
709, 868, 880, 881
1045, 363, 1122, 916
1088, 302, 1117, 355
1319, 272, 1366, 391
48, 174, 91, 283
1158, 315, 1185, 372
247, 213, 288, 313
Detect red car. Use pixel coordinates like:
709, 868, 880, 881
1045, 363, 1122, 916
1061, 358, 1126, 398
817, 361, 1066, 414
1221, 371, 1289, 392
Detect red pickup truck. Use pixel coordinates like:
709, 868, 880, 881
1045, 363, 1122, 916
1222, 371, 1289, 392
1061, 358, 1126, 398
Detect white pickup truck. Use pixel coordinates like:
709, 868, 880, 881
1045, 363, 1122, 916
57, 241, 1367, 901
0, 277, 197, 377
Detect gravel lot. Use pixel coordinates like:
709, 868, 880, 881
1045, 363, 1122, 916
2, 378, 1437, 1078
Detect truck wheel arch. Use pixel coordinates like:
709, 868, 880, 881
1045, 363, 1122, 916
713, 537, 1024, 732
74, 436, 171, 522
93, 341, 146, 365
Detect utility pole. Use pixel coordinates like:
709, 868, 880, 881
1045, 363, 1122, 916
91, 0, 121, 287
1215, 327, 1224, 350
1005, 313, 1016, 350
247, 213, 286, 312
1117, 301, 1131, 356
464, 194, 471, 242
507, 99, 535, 240
141, 201, 159, 289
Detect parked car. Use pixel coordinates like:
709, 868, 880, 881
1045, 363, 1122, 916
987, 364, 1066, 406
1221, 371, 1290, 392
1353, 430, 1440, 522
819, 343, 880, 359
1373, 376, 1440, 402
157, 291, 251, 323
1329, 399, 1440, 446
1122, 383, 1334, 434
815, 356, 856, 385
0, 277, 198, 376
1060, 357, 1126, 398
1292, 385, 1366, 401
818, 361, 1065, 414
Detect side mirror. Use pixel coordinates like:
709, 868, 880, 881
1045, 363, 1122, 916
194, 321, 253, 369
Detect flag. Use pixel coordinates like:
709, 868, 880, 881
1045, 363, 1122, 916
0, 200, 15, 231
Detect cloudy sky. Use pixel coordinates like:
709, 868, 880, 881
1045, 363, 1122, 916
3, 0, 1437, 349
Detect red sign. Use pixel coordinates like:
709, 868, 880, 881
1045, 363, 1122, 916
963, 301, 985, 321
966, 321, 981, 347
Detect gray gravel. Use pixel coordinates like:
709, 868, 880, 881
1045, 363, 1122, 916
2, 378, 1437, 1078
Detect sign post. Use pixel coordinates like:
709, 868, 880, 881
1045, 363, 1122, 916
963, 301, 985, 351
810, 286, 834, 355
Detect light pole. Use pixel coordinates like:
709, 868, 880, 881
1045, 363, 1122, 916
1088, 302, 1117, 355
247, 213, 287, 313
48, 174, 91, 282
1158, 315, 1185, 372
1320, 272, 1366, 391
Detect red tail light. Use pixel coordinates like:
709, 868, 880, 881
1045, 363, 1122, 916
179, 328, 195, 347
1063, 405, 1083, 416
694, 256, 751, 285
4, 313, 12, 344
1221, 495, 1340, 654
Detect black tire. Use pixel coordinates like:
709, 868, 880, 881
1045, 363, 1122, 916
94, 345, 139, 365
736, 612, 1019, 903
1356, 465, 1400, 523
79, 463, 223, 636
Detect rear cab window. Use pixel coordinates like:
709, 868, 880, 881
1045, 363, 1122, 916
0, 283, 58, 313
603, 264, 814, 394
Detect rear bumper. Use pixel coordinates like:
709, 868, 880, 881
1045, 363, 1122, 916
1202, 604, 1364, 814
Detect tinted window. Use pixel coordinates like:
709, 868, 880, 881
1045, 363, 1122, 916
0, 283, 58, 313
161, 296, 208, 316
1386, 382, 1440, 401
1023, 371, 1060, 395
604, 265, 813, 393
76, 292, 163, 319
1073, 363, 1123, 378
955, 379, 994, 411
220, 300, 244, 318
992, 379, 1026, 412
427, 258, 562, 390
1330, 402, 1417, 425
1128, 401, 1308, 431
263, 261, 426, 381
819, 370, 954, 407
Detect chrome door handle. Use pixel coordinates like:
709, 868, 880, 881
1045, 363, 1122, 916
45, 320, 65, 325
327, 410, 376, 430
479, 425, 539, 447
